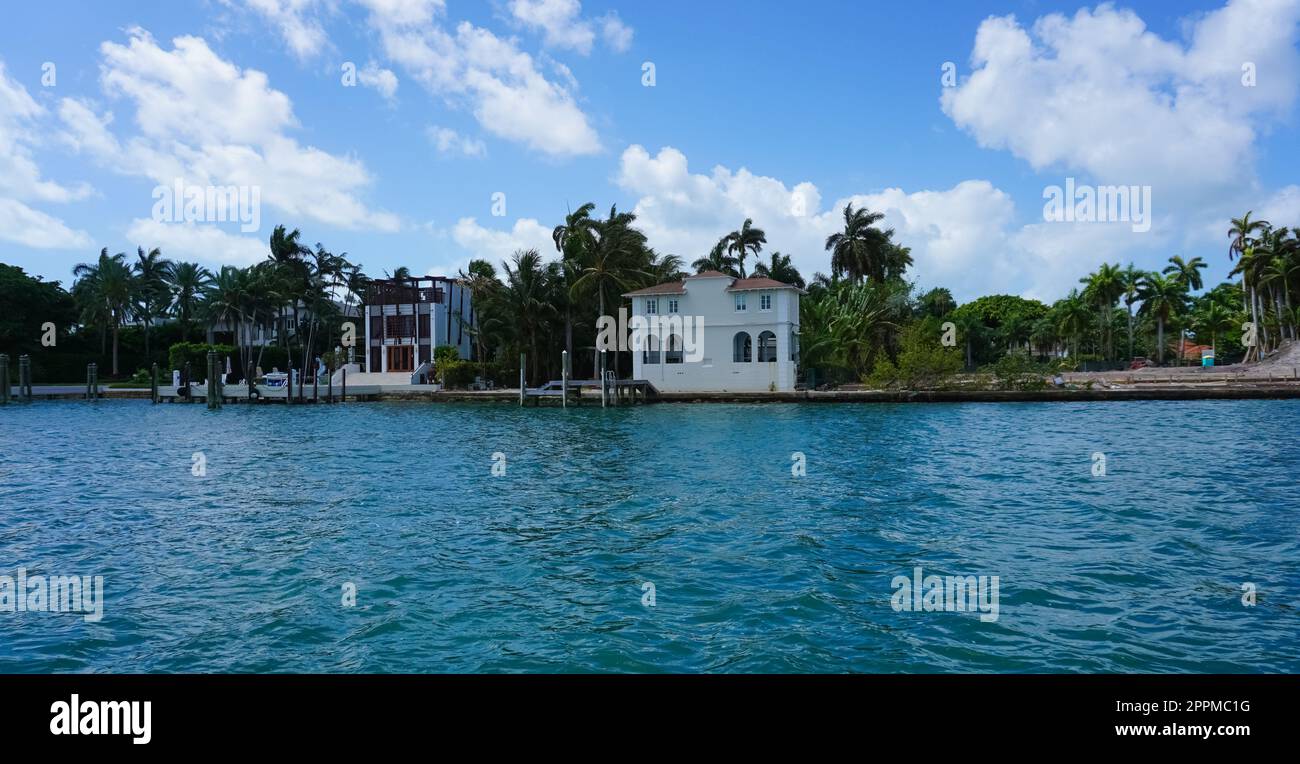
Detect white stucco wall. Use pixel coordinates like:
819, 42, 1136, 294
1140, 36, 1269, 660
629, 275, 800, 392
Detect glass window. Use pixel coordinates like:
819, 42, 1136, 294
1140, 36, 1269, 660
666, 334, 684, 364
668, 299, 678, 314
646, 299, 658, 315
760, 294, 772, 311
734, 294, 746, 312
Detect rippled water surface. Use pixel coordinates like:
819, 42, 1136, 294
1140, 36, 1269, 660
1, 399, 1297, 672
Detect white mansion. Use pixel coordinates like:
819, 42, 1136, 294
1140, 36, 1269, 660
623, 271, 802, 392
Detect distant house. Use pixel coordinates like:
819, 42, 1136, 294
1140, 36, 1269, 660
623, 270, 802, 392
363, 276, 474, 374
207, 298, 360, 347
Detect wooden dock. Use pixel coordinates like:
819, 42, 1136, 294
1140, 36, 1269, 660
522, 378, 658, 406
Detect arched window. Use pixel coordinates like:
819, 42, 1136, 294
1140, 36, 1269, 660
733, 331, 752, 363
666, 334, 684, 364
790, 329, 800, 363
757, 331, 777, 362
642, 334, 660, 364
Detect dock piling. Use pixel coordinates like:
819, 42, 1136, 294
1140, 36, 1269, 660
561, 350, 568, 409
0, 354, 8, 404
151, 363, 159, 404
19, 355, 32, 401
341, 368, 346, 403
519, 353, 525, 407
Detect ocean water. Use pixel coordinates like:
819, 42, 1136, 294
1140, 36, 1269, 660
0, 399, 1296, 673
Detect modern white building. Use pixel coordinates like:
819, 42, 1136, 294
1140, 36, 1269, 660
624, 271, 802, 392
363, 276, 475, 375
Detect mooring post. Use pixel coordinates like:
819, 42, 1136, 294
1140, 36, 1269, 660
0, 354, 9, 405
182, 362, 191, 402
313, 366, 319, 404
90, 363, 98, 400
18, 355, 31, 401
561, 350, 569, 409
341, 367, 347, 403
287, 359, 294, 405
86, 363, 92, 400
151, 363, 159, 404
327, 364, 333, 404
600, 350, 607, 408
519, 353, 525, 407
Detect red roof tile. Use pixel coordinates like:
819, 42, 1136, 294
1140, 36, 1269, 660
622, 281, 686, 296
727, 277, 802, 292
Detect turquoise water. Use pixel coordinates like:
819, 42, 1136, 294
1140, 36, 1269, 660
0, 399, 1297, 673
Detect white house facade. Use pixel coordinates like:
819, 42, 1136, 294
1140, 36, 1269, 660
624, 271, 801, 392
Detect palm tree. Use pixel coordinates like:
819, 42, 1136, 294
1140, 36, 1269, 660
166, 261, 214, 341
1139, 272, 1184, 365
132, 246, 172, 362
552, 202, 597, 361
1054, 290, 1092, 360
268, 225, 310, 347
496, 249, 557, 386
1228, 212, 1269, 360
825, 203, 893, 284
1158, 256, 1205, 365
203, 266, 251, 373
723, 218, 766, 278
1194, 302, 1235, 360
753, 251, 805, 287
1080, 263, 1123, 361
1120, 264, 1144, 361
692, 238, 739, 276
916, 287, 956, 319
458, 259, 500, 377
73, 248, 135, 376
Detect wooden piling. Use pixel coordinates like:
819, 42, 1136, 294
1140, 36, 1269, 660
151, 363, 159, 404
519, 353, 525, 407
19, 355, 31, 401
341, 367, 347, 403
0, 354, 8, 404
561, 350, 568, 409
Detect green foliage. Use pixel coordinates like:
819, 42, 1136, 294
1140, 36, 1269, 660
434, 345, 460, 365
168, 342, 237, 374
436, 360, 477, 388
990, 351, 1049, 391
0, 263, 78, 357
866, 323, 962, 389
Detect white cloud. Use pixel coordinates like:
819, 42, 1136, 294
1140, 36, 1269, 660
940, 0, 1300, 204
0, 198, 92, 249
125, 218, 267, 265
359, 0, 601, 156
426, 125, 486, 157
238, 0, 331, 60
358, 62, 399, 99
599, 12, 633, 52
614, 144, 1174, 303
509, 0, 594, 54
0, 60, 93, 249
507, 1, 634, 54
58, 28, 398, 235
450, 216, 554, 263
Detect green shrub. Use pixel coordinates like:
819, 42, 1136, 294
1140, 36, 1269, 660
168, 342, 238, 375
866, 325, 962, 390
436, 359, 477, 388
991, 351, 1048, 391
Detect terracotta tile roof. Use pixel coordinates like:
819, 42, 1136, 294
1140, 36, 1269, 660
685, 270, 732, 278
727, 277, 803, 292
622, 280, 686, 296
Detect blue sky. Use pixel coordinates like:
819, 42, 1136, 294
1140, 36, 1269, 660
1, 0, 1298, 302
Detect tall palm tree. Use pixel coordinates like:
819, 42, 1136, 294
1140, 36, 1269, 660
825, 203, 893, 284
692, 238, 739, 276
203, 265, 252, 372
723, 218, 766, 278
753, 251, 805, 287
1054, 290, 1092, 360
1159, 256, 1205, 365
132, 246, 173, 362
552, 202, 597, 361
1194, 301, 1235, 360
166, 261, 214, 342
1139, 272, 1184, 365
73, 248, 135, 375
268, 225, 310, 347
1228, 212, 1269, 359
496, 249, 557, 386
1081, 263, 1124, 361
1120, 263, 1144, 361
